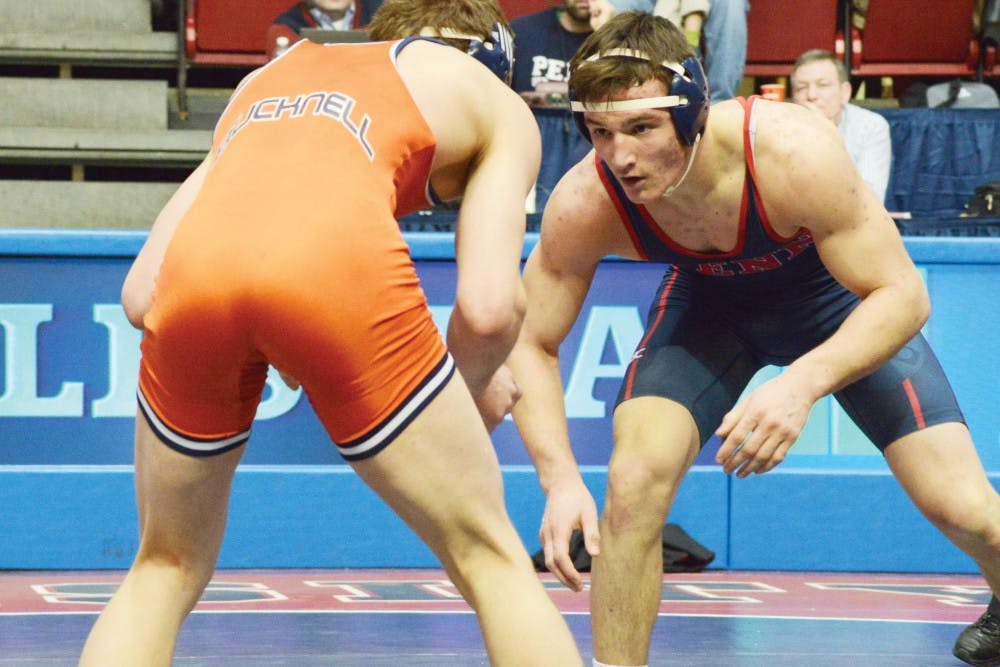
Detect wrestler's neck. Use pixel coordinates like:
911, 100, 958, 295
646, 122, 726, 214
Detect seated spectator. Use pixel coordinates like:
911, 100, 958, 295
510, 0, 595, 107
266, 0, 381, 60
790, 49, 892, 204
610, 0, 748, 101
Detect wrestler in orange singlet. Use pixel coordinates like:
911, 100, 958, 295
78, 2, 584, 665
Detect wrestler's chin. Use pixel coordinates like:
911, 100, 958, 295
627, 183, 669, 205
619, 178, 657, 204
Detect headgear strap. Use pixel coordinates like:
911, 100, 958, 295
418, 23, 514, 86
570, 48, 709, 146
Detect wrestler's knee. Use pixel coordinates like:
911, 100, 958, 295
439, 515, 533, 596
921, 481, 1000, 546
133, 539, 217, 601
604, 456, 676, 538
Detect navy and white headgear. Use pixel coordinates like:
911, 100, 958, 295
421, 23, 515, 86
570, 49, 709, 146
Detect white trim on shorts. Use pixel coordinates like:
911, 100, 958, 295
336, 352, 455, 461
137, 389, 252, 457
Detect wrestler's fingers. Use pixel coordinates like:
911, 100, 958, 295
547, 542, 583, 591
757, 439, 791, 474
541, 527, 583, 591
717, 422, 755, 468
736, 432, 782, 478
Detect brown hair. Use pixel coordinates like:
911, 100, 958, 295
790, 49, 849, 86
569, 11, 694, 105
368, 0, 511, 49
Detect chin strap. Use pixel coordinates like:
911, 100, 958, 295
661, 132, 701, 199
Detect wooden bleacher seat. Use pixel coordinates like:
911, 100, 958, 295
0, 32, 175, 68
849, 0, 980, 77
0, 0, 175, 68
744, 0, 845, 77
0, 76, 210, 172
0, 180, 179, 229
0, 72, 204, 229
0, 127, 211, 169
1, 77, 169, 130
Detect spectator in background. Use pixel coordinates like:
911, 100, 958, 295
791, 49, 892, 204
701, 0, 748, 101
610, 0, 748, 101
511, 0, 595, 106
266, 0, 382, 59
512, 0, 606, 212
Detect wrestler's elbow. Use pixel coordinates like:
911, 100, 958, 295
913, 289, 931, 329
454, 287, 526, 347
120, 282, 150, 330
901, 278, 931, 331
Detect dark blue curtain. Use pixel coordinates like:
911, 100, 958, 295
878, 108, 1000, 216
533, 108, 592, 212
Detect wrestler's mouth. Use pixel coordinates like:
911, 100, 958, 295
619, 175, 644, 188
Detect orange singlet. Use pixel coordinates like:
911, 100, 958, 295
137, 39, 452, 461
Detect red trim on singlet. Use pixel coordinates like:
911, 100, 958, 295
741, 95, 805, 245
622, 269, 680, 399
635, 200, 747, 260
595, 153, 649, 260
902, 378, 927, 429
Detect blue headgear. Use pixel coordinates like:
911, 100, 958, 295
424, 23, 515, 86
570, 50, 710, 146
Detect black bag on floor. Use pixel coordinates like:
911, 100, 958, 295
966, 181, 1000, 217
531, 523, 715, 573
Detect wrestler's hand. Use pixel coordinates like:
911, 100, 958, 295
474, 365, 522, 432
539, 477, 600, 592
714, 371, 816, 478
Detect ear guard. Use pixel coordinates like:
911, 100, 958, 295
570, 51, 710, 145
422, 23, 515, 86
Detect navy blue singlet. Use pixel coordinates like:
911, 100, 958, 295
601, 97, 964, 450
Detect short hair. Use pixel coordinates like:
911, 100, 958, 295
568, 11, 694, 105
790, 49, 849, 86
368, 0, 511, 49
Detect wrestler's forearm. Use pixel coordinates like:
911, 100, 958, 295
446, 300, 523, 399
784, 283, 929, 398
508, 344, 583, 493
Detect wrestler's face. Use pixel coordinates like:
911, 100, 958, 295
582, 79, 691, 203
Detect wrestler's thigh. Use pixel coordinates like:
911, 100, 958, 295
884, 422, 995, 522
834, 333, 964, 450
133, 410, 244, 564
348, 375, 511, 545
618, 308, 759, 447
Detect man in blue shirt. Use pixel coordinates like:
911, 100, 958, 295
511, 0, 598, 211
511, 0, 595, 105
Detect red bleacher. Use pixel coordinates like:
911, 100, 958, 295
744, 0, 844, 77
849, 0, 980, 78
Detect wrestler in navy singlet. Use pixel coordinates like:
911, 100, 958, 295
604, 98, 964, 450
